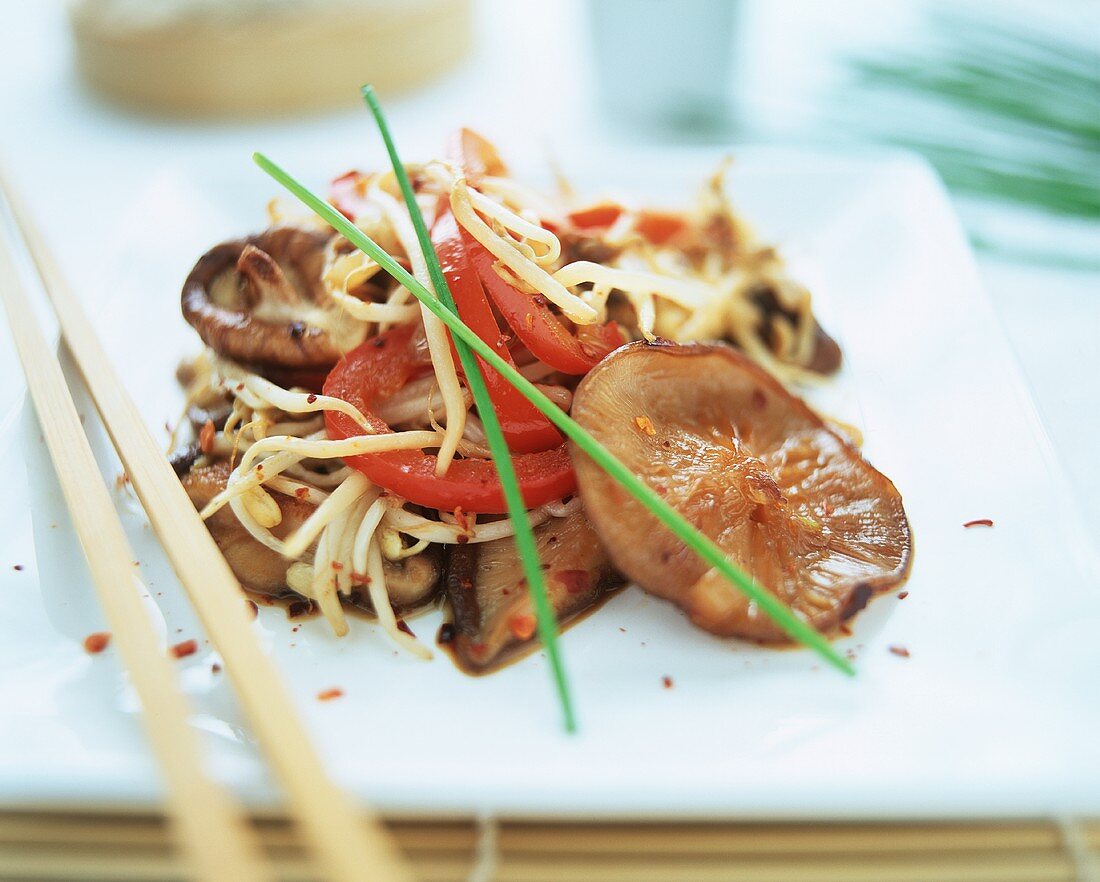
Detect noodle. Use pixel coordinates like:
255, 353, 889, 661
451, 179, 598, 324
371, 180, 467, 474
366, 539, 432, 659
281, 471, 373, 560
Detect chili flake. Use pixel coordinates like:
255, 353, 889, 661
170, 639, 198, 659
317, 688, 344, 702
888, 645, 910, 658
199, 419, 215, 454
509, 614, 537, 641
83, 632, 111, 654
963, 518, 994, 528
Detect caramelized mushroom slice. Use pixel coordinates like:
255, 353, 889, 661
181, 461, 314, 596
376, 549, 443, 613
444, 511, 621, 671
182, 226, 365, 370
570, 342, 911, 641
182, 462, 441, 608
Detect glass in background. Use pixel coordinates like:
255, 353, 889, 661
587, 0, 739, 141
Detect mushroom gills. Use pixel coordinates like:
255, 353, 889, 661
569, 341, 912, 642
444, 510, 621, 672
182, 226, 366, 370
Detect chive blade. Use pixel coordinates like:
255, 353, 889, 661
252, 152, 856, 677
358, 86, 576, 731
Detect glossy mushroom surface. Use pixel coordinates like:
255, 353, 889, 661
182, 226, 364, 370
570, 341, 912, 641
181, 462, 440, 609
444, 510, 620, 671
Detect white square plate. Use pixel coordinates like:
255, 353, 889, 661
1, 148, 1097, 818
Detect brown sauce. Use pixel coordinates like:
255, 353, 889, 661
436, 582, 625, 677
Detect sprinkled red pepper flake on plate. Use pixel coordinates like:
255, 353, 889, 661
888, 645, 910, 658
170, 639, 198, 659
317, 688, 344, 701
963, 518, 994, 528
662, 676, 674, 689
83, 632, 111, 654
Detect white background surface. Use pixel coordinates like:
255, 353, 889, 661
2, 150, 1098, 817
0, 0, 1097, 817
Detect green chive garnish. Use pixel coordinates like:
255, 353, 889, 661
251, 154, 856, 678
360, 85, 576, 732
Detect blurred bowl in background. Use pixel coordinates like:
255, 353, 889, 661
70, 0, 471, 118
587, 0, 738, 139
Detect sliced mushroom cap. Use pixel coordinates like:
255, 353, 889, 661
444, 510, 621, 672
182, 226, 365, 369
376, 547, 443, 613
182, 461, 441, 608
181, 461, 314, 595
570, 341, 912, 641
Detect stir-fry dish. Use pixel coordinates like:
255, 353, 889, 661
172, 130, 911, 671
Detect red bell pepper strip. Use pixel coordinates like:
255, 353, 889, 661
431, 208, 562, 454
447, 128, 507, 180
567, 202, 624, 230
323, 324, 576, 514
635, 209, 687, 245
329, 170, 373, 221
461, 229, 623, 375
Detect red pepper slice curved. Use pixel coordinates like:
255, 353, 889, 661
448, 128, 507, 180
461, 230, 622, 375
323, 324, 576, 514
567, 202, 624, 230
329, 170, 372, 221
635, 209, 687, 245
432, 208, 562, 453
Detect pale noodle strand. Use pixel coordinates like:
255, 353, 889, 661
213, 357, 371, 431
228, 493, 286, 555
466, 186, 561, 264
352, 496, 388, 577
283, 462, 351, 488
263, 476, 329, 506
333, 495, 373, 596
200, 430, 436, 519
553, 261, 713, 311
281, 471, 372, 560
372, 181, 467, 474
366, 539, 432, 659
309, 522, 348, 636
543, 496, 583, 518
200, 445, 312, 519
451, 179, 598, 324
237, 431, 446, 475
478, 175, 561, 219
241, 485, 282, 528
382, 505, 552, 545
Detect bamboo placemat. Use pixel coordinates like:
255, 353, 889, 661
0, 812, 1096, 882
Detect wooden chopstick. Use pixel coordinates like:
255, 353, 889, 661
0, 193, 272, 882
0, 177, 416, 882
